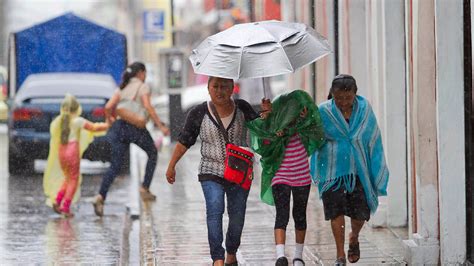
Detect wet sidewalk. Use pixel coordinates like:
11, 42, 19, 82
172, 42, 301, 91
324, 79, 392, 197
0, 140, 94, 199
136, 142, 406, 265
0, 124, 141, 264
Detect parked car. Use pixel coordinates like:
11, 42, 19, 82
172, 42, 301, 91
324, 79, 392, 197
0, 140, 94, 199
8, 73, 116, 174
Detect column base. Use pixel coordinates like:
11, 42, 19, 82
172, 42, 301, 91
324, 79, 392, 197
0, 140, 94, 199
368, 202, 387, 228
402, 233, 439, 265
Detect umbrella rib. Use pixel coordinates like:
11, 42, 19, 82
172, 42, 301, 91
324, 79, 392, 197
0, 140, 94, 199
237, 47, 243, 79
197, 43, 215, 73
278, 42, 294, 73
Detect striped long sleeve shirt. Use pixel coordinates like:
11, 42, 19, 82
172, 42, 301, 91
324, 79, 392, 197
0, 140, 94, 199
271, 134, 311, 187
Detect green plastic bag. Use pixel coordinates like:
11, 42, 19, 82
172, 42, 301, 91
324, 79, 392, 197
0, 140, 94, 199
246, 90, 325, 205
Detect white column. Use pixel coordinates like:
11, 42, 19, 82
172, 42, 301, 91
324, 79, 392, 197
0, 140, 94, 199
315, 0, 335, 103
281, 0, 295, 22
382, 0, 407, 228
434, 0, 466, 263
344, 0, 368, 95
402, 0, 440, 264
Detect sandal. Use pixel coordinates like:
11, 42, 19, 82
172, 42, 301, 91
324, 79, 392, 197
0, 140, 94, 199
140, 188, 157, 201
93, 195, 104, 217
62, 211, 74, 218
348, 241, 360, 263
52, 203, 61, 214
293, 258, 305, 265
334, 256, 346, 265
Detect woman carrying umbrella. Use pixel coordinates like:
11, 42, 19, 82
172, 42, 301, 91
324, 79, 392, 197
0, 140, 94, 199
166, 76, 271, 266
310, 74, 389, 264
183, 20, 331, 265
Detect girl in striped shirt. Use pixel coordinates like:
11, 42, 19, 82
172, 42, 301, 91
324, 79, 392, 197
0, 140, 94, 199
247, 90, 325, 266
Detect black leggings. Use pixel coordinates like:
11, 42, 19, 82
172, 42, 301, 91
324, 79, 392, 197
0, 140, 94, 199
272, 184, 311, 231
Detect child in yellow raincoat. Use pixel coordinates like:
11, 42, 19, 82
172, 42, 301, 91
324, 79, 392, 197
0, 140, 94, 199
43, 94, 109, 217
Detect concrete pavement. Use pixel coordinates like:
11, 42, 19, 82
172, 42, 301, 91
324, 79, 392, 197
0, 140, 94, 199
135, 141, 407, 265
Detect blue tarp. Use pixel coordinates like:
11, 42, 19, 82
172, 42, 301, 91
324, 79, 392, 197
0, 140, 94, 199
14, 12, 127, 91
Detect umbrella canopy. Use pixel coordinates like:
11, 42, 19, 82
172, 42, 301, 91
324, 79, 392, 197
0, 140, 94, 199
189, 20, 331, 80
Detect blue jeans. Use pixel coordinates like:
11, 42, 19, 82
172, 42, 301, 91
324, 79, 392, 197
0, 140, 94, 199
99, 120, 157, 199
201, 180, 249, 262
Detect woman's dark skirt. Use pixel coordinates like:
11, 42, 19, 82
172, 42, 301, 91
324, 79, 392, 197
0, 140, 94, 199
321, 177, 370, 221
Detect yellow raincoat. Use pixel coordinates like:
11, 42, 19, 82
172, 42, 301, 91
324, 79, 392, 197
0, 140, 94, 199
43, 107, 105, 207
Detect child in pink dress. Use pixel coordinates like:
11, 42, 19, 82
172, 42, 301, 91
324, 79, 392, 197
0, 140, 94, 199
44, 94, 108, 217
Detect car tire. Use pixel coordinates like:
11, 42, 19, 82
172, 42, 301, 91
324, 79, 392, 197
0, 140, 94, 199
8, 147, 34, 175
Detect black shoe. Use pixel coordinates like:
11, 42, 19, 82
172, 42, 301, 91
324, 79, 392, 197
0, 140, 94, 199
275, 257, 288, 266
293, 258, 305, 265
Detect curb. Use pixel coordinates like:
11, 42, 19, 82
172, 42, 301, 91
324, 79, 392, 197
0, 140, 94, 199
128, 145, 141, 219
130, 145, 158, 265
123, 145, 144, 265
140, 200, 157, 264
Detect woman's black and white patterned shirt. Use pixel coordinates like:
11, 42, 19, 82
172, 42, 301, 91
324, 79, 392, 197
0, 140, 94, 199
178, 100, 258, 183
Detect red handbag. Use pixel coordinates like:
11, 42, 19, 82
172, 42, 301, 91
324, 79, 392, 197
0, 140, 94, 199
210, 103, 254, 190
224, 143, 254, 190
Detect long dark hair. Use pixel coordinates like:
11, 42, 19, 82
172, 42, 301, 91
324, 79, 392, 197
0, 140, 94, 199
327, 74, 358, 100
119, 62, 146, 89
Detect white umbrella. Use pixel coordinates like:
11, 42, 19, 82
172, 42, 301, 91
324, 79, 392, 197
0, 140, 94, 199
189, 20, 331, 80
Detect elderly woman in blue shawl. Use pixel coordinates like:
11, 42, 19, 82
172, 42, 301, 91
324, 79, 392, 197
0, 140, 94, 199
310, 74, 389, 265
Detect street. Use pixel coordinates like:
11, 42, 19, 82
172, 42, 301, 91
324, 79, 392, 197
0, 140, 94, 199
0, 124, 133, 264
0, 121, 408, 265
0, 0, 470, 263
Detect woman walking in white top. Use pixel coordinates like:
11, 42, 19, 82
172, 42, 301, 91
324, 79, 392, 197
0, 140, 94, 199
93, 62, 169, 216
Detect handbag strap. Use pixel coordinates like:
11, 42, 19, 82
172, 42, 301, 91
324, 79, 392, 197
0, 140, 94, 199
209, 102, 230, 144
131, 83, 144, 101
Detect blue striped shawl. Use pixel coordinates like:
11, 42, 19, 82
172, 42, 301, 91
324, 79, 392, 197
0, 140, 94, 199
310, 96, 389, 213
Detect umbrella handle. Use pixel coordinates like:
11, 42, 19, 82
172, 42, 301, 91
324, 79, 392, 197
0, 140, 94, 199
262, 77, 267, 100
260, 77, 272, 118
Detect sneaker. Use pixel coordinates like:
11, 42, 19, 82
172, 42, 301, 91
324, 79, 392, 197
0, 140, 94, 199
140, 188, 156, 201
93, 195, 104, 217
275, 257, 288, 266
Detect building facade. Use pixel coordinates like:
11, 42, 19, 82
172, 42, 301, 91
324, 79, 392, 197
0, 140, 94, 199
280, 0, 468, 264
147, 0, 469, 263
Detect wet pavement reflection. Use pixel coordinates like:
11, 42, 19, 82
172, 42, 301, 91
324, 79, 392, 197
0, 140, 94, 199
140, 141, 407, 265
0, 125, 131, 264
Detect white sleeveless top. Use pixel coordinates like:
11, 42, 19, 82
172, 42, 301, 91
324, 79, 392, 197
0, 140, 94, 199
116, 78, 151, 118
